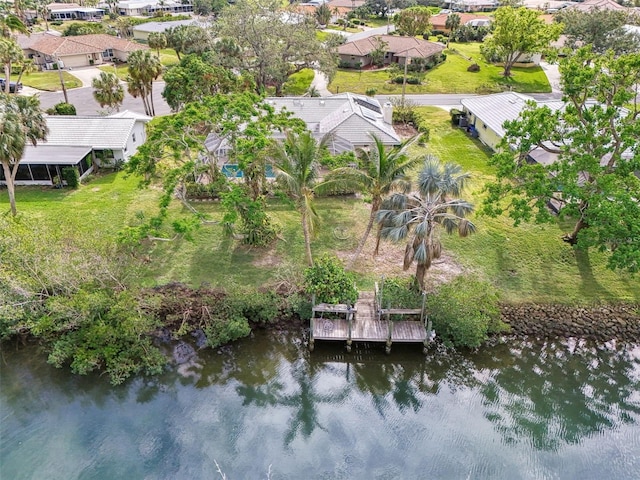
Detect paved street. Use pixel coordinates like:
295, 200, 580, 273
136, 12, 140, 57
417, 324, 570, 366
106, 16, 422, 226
35, 81, 172, 116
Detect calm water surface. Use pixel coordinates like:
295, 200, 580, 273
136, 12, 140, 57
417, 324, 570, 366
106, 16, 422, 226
1, 333, 639, 479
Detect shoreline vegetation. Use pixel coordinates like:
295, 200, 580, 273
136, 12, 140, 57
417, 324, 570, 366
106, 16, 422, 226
1, 108, 638, 384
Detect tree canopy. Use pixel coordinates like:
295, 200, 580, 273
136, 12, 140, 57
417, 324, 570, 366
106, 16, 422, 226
482, 47, 640, 273
482, 7, 562, 76
393, 6, 432, 37
555, 8, 639, 55
215, 0, 336, 95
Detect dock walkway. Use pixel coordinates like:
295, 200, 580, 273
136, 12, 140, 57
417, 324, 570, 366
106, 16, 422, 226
310, 290, 431, 354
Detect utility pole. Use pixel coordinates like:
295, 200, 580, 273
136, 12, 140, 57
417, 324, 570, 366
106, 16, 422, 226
57, 58, 69, 104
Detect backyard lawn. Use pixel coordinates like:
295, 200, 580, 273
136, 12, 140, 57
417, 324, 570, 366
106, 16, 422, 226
98, 64, 129, 81
2, 108, 637, 304
282, 68, 314, 95
10, 71, 81, 91
329, 41, 551, 94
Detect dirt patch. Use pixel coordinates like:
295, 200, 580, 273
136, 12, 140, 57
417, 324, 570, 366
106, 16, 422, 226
393, 123, 419, 139
251, 247, 283, 268
334, 226, 467, 291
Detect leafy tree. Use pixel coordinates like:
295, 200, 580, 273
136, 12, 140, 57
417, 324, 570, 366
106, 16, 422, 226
369, 36, 388, 67
162, 54, 247, 111
92, 71, 124, 113
365, 0, 391, 18
482, 47, 640, 273
0, 37, 23, 94
193, 0, 228, 16
115, 16, 135, 38
269, 130, 327, 266
555, 8, 639, 55
0, 94, 48, 216
216, 0, 336, 95
220, 184, 279, 247
315, 2, 332, 25
323, 134, 423, 269
393, 6, 432, 37
126, 50, 162, 116
445, 12, 460, 47
482, 7, 562, 77
205, 37, 244, 70
147, 32, 167, 56
377, 157, 477, 290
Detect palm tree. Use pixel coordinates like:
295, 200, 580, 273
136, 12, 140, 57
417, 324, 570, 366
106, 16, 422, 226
0, 13, 28, 38
126, 50, 162, 116
0, 38, 24, 94
269, 130, 326, 266
0, 94, 48, 216
147, 32, 167, 57
92, 71, 124, 112
445, 13, 460, 47
323, 133, 423, 270
376, 157, 477, 290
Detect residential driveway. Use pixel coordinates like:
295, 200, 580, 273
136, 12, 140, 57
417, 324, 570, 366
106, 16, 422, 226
540, 61, 562, 94
346, 25, 396, 42
311, 70, 332, 96
64, 66, 108, 88
33, 81, 172, 116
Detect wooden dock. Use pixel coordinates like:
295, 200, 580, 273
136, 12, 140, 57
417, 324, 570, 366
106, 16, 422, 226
310, 289, 433, 354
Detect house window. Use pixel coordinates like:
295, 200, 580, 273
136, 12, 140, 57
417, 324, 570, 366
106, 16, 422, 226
102, 49, 113, 59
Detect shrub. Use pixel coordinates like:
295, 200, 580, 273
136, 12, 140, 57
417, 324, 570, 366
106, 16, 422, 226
365, 87, 377, 97
304, 254, 358, 305
427, 276, 507, 348
227, 287, 280, 325
61, 166, 80, 188
338, 59, 354, 69
467, 63, 480, 72
320, 150, 357, 170
46, 102, 77, 116
203, 316, 251, 349
392, 76, 421, 85
379, 277, 423, 310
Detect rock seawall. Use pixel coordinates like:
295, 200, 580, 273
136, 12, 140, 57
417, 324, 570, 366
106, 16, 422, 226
501, 304, 640, 342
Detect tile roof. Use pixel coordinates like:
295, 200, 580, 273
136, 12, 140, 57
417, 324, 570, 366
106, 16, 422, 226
338, 35, 445, 59
43, 116, 137, 150
24, 33, 148, 57
327, 0, 365, 8
570, 0, 628, 11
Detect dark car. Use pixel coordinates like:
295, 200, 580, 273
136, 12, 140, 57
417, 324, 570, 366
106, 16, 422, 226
0, 78, 23, 93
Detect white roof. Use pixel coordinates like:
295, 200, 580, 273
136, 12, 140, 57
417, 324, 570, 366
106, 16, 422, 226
266, 93, 401, 145
132, 19, 198, 33
118, 0, 189, 8
22, 145, 92, 165
461, 92, 536, 139
109, 109, 153, 121
42, 116, 137, 150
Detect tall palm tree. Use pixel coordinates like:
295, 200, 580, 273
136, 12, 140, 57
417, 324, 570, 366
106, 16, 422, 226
269, 130, 326, 266
147, 32, 167, 57
445, 13, 460, 46
92, 71, 124, 112
0, 94, 48, 216
376, 157, 477, 290
0, 38, 24, 94
126, 50, 162, 116
0, 13, 28, 38
323, 133, 423, 270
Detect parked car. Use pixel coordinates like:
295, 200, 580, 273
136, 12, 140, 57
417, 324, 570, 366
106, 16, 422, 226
0, 78, 23, 93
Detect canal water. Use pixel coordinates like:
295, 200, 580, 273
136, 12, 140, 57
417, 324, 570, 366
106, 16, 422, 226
1, 333, 639, 479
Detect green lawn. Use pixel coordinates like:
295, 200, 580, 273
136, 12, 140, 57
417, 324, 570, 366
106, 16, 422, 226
11, 71, 81, 91
2, 110, 637, 304
329, 41, 551, 94
282, 68, 314, 95
98, 64, 129, 81
159, 48, 180, 67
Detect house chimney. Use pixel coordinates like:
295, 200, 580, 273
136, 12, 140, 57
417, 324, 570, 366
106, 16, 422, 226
383, 102, 393, 125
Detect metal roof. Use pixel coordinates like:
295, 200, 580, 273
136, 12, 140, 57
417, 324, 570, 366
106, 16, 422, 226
43, 116, 137, 150
461, 92, 536, 139
132, 19, 198, 33
22, 145, 92, 165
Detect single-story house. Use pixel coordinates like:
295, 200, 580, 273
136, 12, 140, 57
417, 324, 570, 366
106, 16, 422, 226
327, 0, 366, 11
444, 0, 498, 12
430, 13, 491, 32
116, 0, 193, 16
1, 111, 150, 186
338, 35, 445, 68
25, 3, 106, 21
204, 93, 401, 163
132, 19, 198, 41
569, 0, 628, 12
17, 33, 148, 69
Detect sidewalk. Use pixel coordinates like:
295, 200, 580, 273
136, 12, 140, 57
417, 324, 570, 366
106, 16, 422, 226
540, 61, 561, 94
311, 70, 332, 97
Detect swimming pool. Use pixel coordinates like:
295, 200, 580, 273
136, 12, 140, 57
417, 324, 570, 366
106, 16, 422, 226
221, 164, 275, 178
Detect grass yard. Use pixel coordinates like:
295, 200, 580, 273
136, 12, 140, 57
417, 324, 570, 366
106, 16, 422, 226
98, 64, 129, 81
10, 71, 81, 91
158, 48, 180, 67
282, 68, 314, 95
329, 41, 551, 94
2, 109, 637, 304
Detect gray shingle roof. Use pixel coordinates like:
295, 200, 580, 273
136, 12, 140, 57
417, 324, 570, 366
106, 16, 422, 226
43, 116, 137, 150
